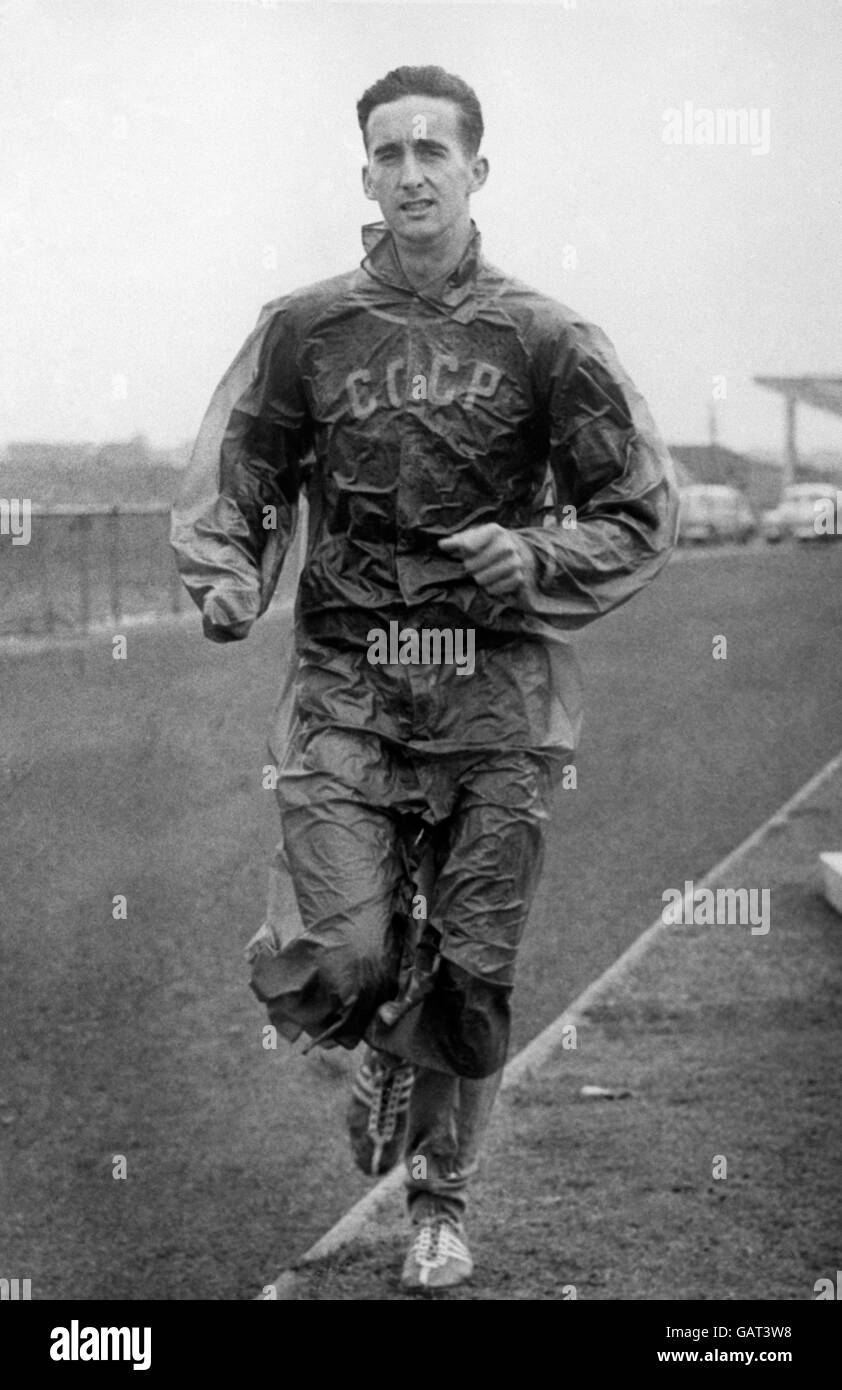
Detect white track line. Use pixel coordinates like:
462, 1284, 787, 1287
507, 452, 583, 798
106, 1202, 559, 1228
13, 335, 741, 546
257, 745, 842, 1298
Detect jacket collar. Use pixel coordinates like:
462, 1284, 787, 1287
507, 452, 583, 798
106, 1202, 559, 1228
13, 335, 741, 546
360, 220, 482, 319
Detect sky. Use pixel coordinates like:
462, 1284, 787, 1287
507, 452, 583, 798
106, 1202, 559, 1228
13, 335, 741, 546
2, 0, 841, 456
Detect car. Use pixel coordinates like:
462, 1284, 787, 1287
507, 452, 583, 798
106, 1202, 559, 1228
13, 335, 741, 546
677, 485, 757, 545
760, 483, 841, 542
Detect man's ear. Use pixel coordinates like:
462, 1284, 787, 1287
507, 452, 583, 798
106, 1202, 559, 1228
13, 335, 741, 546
469, 155, 489, 194
361, 164, 378, 202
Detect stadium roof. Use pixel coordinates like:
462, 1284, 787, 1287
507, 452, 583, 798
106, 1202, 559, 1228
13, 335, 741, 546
754, 376, 842, 419
669, 444, 777, 485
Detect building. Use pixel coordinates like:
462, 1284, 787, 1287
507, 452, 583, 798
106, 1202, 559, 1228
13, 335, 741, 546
668, 444, 782, 513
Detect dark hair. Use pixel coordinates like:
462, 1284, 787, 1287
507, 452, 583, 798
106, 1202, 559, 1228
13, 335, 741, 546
357, 66, 484, 156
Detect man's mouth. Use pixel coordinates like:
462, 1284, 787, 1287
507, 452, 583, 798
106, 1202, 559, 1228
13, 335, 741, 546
401, 199, 435, 213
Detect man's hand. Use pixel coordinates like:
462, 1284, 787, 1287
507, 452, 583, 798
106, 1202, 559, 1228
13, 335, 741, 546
202, 613, 252, 643
438, 524, 537, 601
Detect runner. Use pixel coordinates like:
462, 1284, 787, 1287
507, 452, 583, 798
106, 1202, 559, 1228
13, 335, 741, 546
171, 65, 678, 1291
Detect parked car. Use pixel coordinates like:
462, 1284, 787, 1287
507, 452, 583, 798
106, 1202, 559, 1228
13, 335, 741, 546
760, 483, 841, 542
677, 485, 757, 545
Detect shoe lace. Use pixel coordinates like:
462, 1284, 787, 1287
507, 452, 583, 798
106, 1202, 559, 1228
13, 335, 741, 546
413, 1218, 465, 1271
367, 1066, 410, 1142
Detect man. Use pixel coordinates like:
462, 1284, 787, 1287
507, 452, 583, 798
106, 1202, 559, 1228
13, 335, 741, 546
171, 65, 678, 1292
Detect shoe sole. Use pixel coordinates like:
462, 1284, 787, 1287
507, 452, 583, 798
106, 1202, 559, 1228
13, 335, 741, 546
401, 1266, 474, 1293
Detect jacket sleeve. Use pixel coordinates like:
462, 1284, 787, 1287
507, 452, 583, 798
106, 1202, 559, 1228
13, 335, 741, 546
514, 318, 679, 631
170, 303, 310, 643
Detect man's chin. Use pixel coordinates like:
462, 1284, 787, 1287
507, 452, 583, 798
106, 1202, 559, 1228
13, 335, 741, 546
388, 214, 443, 244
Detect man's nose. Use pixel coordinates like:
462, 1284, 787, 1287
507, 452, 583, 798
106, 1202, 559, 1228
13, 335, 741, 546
399, 151, 425, 187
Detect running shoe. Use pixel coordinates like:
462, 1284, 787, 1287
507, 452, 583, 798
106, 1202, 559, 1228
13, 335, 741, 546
401, 1215, 474, 1291
346, 1048, 415, 1177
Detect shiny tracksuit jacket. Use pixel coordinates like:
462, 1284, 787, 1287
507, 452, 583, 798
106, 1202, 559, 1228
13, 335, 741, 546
171, 222, 679, 1077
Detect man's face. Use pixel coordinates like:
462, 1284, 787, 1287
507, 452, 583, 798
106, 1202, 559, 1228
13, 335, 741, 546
362, 96, 488, 246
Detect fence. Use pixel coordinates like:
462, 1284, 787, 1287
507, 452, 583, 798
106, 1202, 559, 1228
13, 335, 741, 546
0, 504, 304, 640
2, 489, 555, 640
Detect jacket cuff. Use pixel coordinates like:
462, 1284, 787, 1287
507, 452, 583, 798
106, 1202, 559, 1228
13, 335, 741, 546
202, 587, 259, 642
509, 531, 557, 611
202, 614, 253, 643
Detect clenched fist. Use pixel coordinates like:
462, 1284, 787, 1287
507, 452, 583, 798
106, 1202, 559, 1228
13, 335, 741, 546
438, 523, 537, 601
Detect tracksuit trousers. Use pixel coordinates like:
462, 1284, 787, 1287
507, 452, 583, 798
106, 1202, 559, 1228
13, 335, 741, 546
403, 1063, 505, 1224
250, 718, 563, 1217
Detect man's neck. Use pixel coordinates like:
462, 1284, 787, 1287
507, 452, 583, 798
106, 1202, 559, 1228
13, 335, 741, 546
392, 220, 474, 292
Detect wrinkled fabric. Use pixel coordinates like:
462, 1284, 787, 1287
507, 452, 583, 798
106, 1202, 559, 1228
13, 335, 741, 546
171, 220, 679, 756
172, 221, 678, 1076
249, 723, 560, 1076
403, 1065, 504, 1222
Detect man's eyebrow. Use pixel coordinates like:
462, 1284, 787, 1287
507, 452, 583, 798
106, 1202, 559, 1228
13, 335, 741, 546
371, 136, 451, 157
